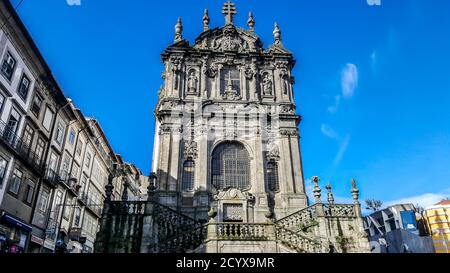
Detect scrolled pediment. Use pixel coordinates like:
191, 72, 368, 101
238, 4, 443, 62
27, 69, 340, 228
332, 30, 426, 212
194, 26, 262, 54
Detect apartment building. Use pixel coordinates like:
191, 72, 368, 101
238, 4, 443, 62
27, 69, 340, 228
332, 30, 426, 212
0, 1, 146, 253
424, 200, 450, 253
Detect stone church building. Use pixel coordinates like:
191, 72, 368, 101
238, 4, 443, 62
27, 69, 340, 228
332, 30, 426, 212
95, 1, 370, 253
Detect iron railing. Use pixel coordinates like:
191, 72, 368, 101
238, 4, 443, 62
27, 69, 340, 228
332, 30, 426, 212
0, 120, 44, 174
43, 168, 61, 188
59, 171, 80, 196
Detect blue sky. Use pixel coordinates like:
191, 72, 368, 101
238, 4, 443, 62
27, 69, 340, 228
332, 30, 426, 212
11, 0, 450, 210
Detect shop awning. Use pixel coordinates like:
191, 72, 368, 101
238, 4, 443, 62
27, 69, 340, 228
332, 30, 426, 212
2, 214, 33, 232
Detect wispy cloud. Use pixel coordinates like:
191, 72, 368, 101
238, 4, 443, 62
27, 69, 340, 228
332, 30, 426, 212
321, 124, 339, 140
67, 0, 81, 5
384, 189, 450, 209
327, 95, 341, 113
341, 63, 358, 98
333, 135, 350, 166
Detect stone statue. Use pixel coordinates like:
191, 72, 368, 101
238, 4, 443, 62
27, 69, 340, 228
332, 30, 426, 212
187, 71, 198, 94
262, 74, 272, 95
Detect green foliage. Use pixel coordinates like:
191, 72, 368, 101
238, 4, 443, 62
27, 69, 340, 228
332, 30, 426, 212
365, 199, 383, 212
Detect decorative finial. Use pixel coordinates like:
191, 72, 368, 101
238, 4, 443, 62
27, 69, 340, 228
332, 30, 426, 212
202, 9, 210, 31
350, 178, 360, 204
247, 12, 255, 31
273, 22, 282, 46
147, 172, 157, 201
311, 176, 322, 204
222, 0, 237, 25
350, 178, 362, 217
105, 163, 117, 202
121, 178, 130, 201
174, 17, 183, 43
326, 183, 335, 205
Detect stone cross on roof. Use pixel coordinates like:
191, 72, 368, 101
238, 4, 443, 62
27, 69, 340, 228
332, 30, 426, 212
222, 0, 237, 25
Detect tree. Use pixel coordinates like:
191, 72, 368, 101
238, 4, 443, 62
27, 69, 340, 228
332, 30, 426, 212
365, 199, 383, 212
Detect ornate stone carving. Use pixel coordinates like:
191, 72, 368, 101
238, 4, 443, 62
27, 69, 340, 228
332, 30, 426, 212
212, 29, 243, 52
174, 17, 183, 43
187, 70, 198, 94
160, 100, 179, 111
170, 56, 183, 72
280, 104, 295, 114
222, 75, 241, 100
244, 64, 256, 80
159, 125, 183, 135
223, 204, 243, 221
202, 9, 210, 31
203, 63, 218, 78
224, 130, 238, 139
262, 73, 273, 96
267, 144, 280, 161
280, 129, 299, 136
184, 139, 198, 159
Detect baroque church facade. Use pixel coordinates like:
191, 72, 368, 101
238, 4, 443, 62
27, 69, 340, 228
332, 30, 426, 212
95, 1, 371, 253
152, 1, 306, 223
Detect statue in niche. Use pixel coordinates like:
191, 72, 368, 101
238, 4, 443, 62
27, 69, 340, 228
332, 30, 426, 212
187, 70, 198, 94
262, 73, 273, 96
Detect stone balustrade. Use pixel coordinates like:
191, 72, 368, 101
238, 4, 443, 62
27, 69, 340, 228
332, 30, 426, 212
215, 222, 273, 241
323, 204, 356, 218
276, 205, 317, 231
275, 225, 324, 253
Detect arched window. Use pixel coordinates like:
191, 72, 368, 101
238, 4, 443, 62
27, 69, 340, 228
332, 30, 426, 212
212, 142, 250, 190
267, 160, 279, 192
182, 160, 195, 191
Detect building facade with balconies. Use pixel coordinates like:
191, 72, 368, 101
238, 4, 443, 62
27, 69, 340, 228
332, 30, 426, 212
0, 1, 142, 253
0, 0, 74, 253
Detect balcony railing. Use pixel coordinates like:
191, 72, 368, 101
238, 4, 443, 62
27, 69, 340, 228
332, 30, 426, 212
0, 121, 44, 174
79, 192, 88, 206
84, 195, 103, 217
43, 169, 61, 188
59, 171, 80, 196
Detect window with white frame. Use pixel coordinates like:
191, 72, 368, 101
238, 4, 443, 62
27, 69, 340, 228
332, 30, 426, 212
73, 207, 81, 227
17, 74, 31, 101
38, 190, 50, 213
31, 93, 43, 118
64, 197, 72, 219
22, 124, 34, 149
80, 174, 88, 194
48, 152, 58, 172
35, 137, 45, 165
55, 122, 65, 145
1, 51, 16, 81
71, 163, 79, 180
85, 152, 92, 168
0, 156, 8, 185
76, 139, 83, 156
42, 107, 54, 132
68, 129, 76, 146
9, 168, 23, 195
24, 179, 35, 205
5, 108, 21, 143
0, 93, 5, 113
60, 154, 70, 180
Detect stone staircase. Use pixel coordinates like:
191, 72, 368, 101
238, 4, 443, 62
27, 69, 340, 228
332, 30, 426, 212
96, 200, 364, 253
153, 204, 329, 253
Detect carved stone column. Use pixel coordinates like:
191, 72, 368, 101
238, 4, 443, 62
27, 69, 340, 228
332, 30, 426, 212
201, 59, 208, 98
